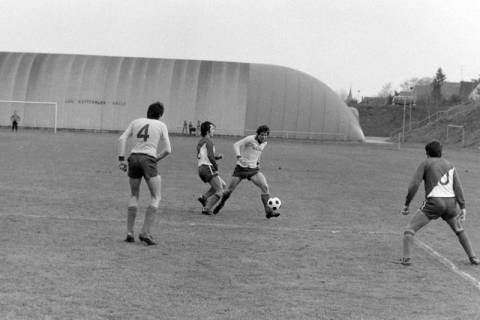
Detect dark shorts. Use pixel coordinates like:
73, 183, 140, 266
198, 164, 218, 183
421, 197, 459, 220
232, 165, 259, 180
128, 153, 158, 179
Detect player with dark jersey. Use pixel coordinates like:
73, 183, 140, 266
398, 140, 479, 266
118, 102, 172, 245
196, 121, 226, 215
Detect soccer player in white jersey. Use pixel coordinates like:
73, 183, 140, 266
196, 121, 226, 215
398, 140, 479, 266
118, 102, 172, 245
213, 125, 280, 219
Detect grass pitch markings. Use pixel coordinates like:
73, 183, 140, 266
0, 212, 398, 234
3, 212, 480, 291
415, 239, 480, 292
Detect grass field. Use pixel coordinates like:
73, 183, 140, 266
1, 130, 480, 320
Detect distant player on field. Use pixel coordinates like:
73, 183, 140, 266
196, 121, 226, 215
10, 110, 20, 132
398, 140, 479, 266
117, 102, 172, 245
213, 125, 280, 219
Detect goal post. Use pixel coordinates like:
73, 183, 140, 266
0, 99, 58, 133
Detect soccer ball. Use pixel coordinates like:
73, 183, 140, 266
267, 197, 282, 211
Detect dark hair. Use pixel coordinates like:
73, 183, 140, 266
200, 121, 214, 137
147, 102, 164, 119
425, 140, 442, 157
256, 125, 270, 136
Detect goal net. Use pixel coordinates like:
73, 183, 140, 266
0, 100, 58, 133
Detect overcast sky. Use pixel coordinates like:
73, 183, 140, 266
1, 0, 479, 97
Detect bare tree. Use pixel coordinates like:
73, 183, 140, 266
431, 67, 446, 107
400, 78, 419, 91
378, 82, 393, 97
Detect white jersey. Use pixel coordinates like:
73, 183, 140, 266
118, 118, 171, 158
233, 135, 267, 168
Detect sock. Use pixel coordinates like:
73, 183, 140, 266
141, 206, 157, 235
261, 193, 271, 213
203, 188, 215, 201
127, 206, 137, 234
205, 194, 220, 210
457, 230, 476, 258
403, 231, 414, 259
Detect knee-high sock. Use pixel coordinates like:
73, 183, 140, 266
403, 231, 414, 259
141, 206, 157, 235
127, 206, 138, 234
457, 231, 476, 258
205, 194, 220, 210
261, 193, 271, 213
202, 188, 215, 202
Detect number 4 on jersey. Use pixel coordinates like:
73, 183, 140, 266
137, 124, 150, 141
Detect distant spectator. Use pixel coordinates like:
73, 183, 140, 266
196, 120, 201, 136
182, 120, 188, 135
188, 121, 196, 135
10, 111, 20, 132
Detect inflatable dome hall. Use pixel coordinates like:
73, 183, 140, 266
0, 52, 364, 141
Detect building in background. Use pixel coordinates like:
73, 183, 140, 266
0, 52, 364, 141
413, 81, 476, 105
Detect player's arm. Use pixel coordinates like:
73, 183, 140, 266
206, 140, 218, 170
257, 149, 263, 167
214, 144, 223, 160
233, 136, 250, 161
117, 123, 133, 171
156, 126, 172, 162
402, 162, 425, 214
453, 168, 466, 209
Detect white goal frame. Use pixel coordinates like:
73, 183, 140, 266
0, 99, 58, 133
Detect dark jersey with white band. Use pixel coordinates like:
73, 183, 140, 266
405, 157, 465, 209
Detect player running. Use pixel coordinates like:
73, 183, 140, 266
118, 102, 172, 245
398, 140, 479, 266
196, 121, 226, 215
212, 125, 280, 219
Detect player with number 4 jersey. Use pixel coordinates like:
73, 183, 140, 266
118, 102, 172, 245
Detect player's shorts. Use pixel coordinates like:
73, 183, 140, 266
127, 153, 158, 179
198, 164, 218, 183
232, 165, 259, 180
420, 197, 460, 220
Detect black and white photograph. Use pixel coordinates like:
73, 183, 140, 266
1, 1, 480, 319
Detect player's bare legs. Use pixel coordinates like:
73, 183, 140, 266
402, 210, 431, 264
139, 175, 162, 245
200, 176, 227, 207
251, 172, 279, 218
202, 176, 224, 215
198, 187, 214, 206
445, 216, 479, 264
213, 176, 242, 214
125, 178, 142, 242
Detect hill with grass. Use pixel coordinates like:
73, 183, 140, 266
356, 103, 439, 136
400, 102, 480, 147
356, 102, 480, 147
